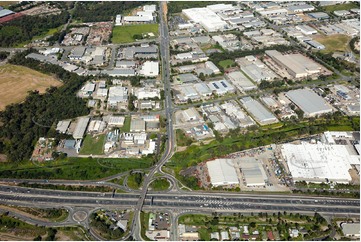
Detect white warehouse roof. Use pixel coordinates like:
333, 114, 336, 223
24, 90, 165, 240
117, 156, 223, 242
182, 7, 228, 32
207, 159, 239, 187
281, 142, 357, 183
140, 61, 159, 77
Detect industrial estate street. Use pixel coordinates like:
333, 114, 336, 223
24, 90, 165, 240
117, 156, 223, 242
0, 1, 360, 241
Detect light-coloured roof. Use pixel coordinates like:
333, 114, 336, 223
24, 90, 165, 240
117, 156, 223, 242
286, 89, 332, 116
238, 158, 267, 186
130, 119, 146, 132
0, 9, 14, 18
241, 97, 278, 124
206, 159, 239, 186
342, 223, 360, 236
281, 142, 356, 182
73, 117, 90, 139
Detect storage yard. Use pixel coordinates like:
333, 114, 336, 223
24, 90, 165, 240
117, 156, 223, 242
196, 131, 360, 191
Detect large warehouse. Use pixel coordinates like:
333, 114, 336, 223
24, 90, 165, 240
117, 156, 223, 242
226, 71, 257, 92
182, 7, 228, 32
265, 50, 322, 78
286, 88, 333, 117
73, 117, 90, 140
237, 158, 267, 186
206, 159, 239, 187
281, 142, 359, 183
240, 97, 278, 125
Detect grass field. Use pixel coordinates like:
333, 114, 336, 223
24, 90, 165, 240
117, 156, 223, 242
149, 178, 170, 191
120, 116, 131, 132
0, 64, 62, 110
79, 134, 105, 155
111, 24, 159, 44
0, 157, 152, 180
314, 34, 352, 53
219, 59, 235, 69
323, 2, 359, 12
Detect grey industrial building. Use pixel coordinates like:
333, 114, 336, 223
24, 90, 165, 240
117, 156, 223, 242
285, 89, 333, 117
130, 119, 146, 132
240, 97, 278, 125
265, 50, 322, 78
73, 117, 90, 139
226, 71, 257, 92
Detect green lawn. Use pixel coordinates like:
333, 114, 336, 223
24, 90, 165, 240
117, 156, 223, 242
120, 116, 131, 132
127, 173, 144, 190
323, 2, 359, 12
219, 59, 235, 69
314, 34, 352, 53
111, 24, 159, 44
149, 178, 170, 191
0, 157, 152, 180
79, 134, 105, 155
176, 129, 193, 147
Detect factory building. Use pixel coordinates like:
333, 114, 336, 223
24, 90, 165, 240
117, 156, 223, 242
285, 89, 333, 117
206, 159, 239, 187
135, 87, 160, 100
265, 50, 322, 78
182, 108, 201, 122
286, 4, 315, 13
182, 7, 228, 32
308, 12, 330, 20
139, 61, 159, 77
226, 71, 257, 92
69, 46, 86, 60
56, 120, 71, 134
130, 119, 146, 132
107, 116, 125, 127
236, 56, 277, 83
258, 8, 288, 16
73, 117, 90, 140
281, 142, 359, 183
102, 68, 135, 77
108, 86, 128, 107
305, 40, 325, 50
240, 97, 278, 125
341, 223, 360, 238
208, 80, 235, 95
237, 158, 268, 186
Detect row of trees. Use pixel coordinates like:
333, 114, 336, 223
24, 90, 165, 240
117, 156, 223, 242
0, 49, 89, 162
0, 11, 69, 47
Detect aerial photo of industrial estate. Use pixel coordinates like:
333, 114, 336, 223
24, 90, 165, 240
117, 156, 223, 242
0, 0, 360, 241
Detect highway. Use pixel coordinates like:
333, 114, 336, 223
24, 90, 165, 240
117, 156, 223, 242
0, 185, 359, 215
0, 2, 360, 241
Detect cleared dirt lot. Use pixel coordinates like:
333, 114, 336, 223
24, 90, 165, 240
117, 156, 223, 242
0, 64, 62, 110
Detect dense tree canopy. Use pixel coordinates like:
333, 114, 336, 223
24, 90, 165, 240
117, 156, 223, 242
0, 50, 89, 162
0, 11, 69, 47
72, 1, 148, 22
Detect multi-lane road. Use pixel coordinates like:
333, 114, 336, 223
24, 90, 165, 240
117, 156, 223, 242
0, 185, 359, 216
0, 2, 360, 241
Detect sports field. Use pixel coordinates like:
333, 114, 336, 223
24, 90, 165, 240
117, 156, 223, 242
0, 64, 62, 110
111, 24, 159, 43
314, 34, 352, 53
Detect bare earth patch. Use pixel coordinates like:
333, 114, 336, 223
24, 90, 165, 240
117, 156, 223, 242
0, 64, 62, 110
